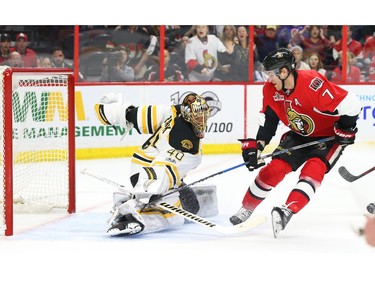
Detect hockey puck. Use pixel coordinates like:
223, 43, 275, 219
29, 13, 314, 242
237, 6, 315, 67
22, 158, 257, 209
367, 203, 375, 214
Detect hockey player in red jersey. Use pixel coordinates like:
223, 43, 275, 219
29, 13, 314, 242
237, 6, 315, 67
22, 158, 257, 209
95, 93, 211, 236
230, 47, 362, 238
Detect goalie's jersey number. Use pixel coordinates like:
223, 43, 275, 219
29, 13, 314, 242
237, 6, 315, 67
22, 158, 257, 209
205, 122, 233, 133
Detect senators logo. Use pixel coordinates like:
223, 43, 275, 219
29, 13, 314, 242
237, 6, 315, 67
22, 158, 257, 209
284, 101, 314, 135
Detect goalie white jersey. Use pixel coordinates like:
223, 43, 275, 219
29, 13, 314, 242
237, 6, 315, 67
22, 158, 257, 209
128, 104, 203, 192
95, 93, 211, 236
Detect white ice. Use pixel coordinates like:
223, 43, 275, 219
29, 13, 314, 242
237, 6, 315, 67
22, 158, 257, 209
1, 145, 374, 281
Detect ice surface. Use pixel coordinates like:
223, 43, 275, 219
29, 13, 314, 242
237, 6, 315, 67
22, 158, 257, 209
1, 145, 374, 280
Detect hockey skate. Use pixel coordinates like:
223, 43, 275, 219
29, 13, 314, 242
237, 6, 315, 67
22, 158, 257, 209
271, 206, 293, 238
107, 214, 144, 237
229, 206, 253, 225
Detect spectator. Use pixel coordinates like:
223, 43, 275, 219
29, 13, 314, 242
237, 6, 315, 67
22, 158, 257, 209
2, 51, 24, 67
165, 25, 193, 50
277, 25, 306, 48
254, 61, 268, 82
290, 25, 333, 65
169, 35, 189, 79
10, 33, 37, 67
214, 25, 237, 81
51, 46, 85, 81
331, 51, 361, 82
143, 48, 184, 82
0, 33, 12, 65
38, 56, 53, 68
51, 46, 72, 68
256, 25, 288, 62
367, 56, 375, 82
232, 25, 252, 81
307, 52, 327, 76
363, 35, 375, 65
111, 25, 153, 80
185, 25, 227, 81
100, 47, 135, 82
291, 45, 310, 70
333, 26, 363, 68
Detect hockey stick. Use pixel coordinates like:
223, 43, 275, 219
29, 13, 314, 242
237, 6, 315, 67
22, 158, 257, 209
80, 169, 266, 234
82, 136, 334, 198
81, 168, 133, 194
187, 136, 335, 186
157, 202, 266, 234
338, 166, 375, 182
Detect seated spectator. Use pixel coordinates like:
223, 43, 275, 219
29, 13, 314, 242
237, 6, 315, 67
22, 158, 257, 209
100, 48, 135, 82
2, 51, 24, 67
143, 48, 184, 82
290, 25, 333, 65
253, 61, 268, 82
38, 56, 53, 68
291, 45, 310, 70
111, 25, 152, 80
367, 55, 375, 82
307, 52, 327, 76
185, 25, 227, 81
331, 51, 361, 82
10, 33, 37, 67
0, 33, 12, 65
51, 46, 85, 81
363, 35, 375, 65
51, 46, 72, 68
333, 26, 364, 68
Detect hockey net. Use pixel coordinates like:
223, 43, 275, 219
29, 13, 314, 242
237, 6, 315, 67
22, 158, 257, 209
0, 67, 75, 236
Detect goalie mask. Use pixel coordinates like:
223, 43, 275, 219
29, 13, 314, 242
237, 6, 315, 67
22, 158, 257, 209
181, 93, 210, 138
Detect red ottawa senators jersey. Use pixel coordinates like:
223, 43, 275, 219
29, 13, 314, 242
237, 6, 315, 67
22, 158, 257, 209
262, 70, 349, 137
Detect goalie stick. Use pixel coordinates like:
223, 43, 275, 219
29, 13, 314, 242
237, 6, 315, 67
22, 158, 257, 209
157, 202, 266, 234
338, 166, 375, 182
80, 169, 266, 234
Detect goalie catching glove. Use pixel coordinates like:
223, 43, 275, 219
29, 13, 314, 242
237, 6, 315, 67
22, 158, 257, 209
239, 138, 265, 172
95, 92, 134, 136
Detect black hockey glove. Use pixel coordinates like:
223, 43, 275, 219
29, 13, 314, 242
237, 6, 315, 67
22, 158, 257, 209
334, 122, 357, 145
239, 138, 265, 172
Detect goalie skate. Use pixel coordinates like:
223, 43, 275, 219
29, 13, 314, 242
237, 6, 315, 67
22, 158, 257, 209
107, 214, 144, 237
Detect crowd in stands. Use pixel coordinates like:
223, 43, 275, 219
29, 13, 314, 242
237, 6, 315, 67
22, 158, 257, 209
1, 25, 375, 83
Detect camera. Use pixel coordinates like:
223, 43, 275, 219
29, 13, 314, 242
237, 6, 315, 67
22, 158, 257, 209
107, 51, 122, 67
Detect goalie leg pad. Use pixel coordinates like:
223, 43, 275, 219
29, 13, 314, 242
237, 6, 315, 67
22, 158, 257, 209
191, 184, 218, 218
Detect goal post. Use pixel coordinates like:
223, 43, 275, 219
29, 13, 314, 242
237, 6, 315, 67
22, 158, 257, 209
1, 67, 76, 236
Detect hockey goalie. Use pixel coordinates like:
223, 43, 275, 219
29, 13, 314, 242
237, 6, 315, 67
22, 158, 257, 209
95, 92, 217, 236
